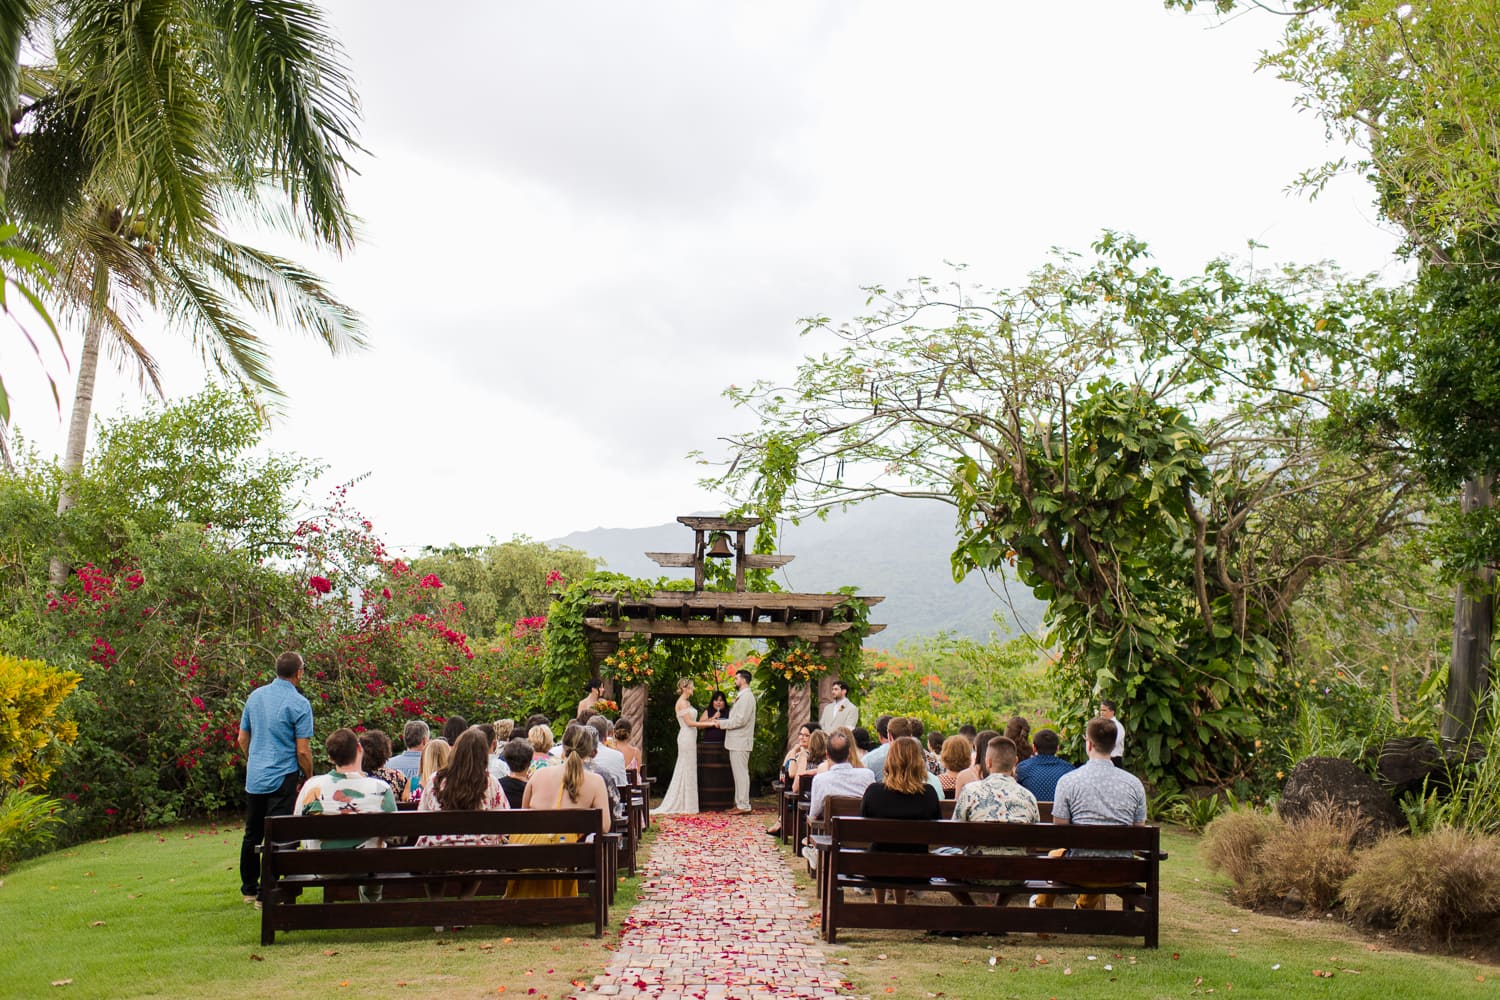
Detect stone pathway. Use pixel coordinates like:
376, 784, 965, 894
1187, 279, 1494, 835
572, 811, 865, 1000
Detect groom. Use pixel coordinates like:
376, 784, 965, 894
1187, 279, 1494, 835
717, 668, 757, 814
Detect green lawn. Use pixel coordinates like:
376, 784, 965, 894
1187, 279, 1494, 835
801, 827, 1500, 1000
2, 817, 641, 999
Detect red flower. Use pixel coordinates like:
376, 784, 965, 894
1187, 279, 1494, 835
418, 573, 443, 589
308, 575, 333, 594
545, 570, 565, 587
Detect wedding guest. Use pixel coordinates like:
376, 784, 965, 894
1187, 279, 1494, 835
953, 736, 1038, 901
953, 728, 999, 798
411, 737, 451, 803
358, 729, 410, 802
1004, 716, 1033, 763
441, 715, 468, 746
608, 719, 642, 771
1016, 728, 1073, 802
484, 722, 510, 781
418, 727, 508, 915
528, 725, 557, 769
853, 727, 875, 753
791, 729, 829, 794
819, 679, 859, 731
494, 719, 515, 743
958, 724, 978, 744
524, 713, 551, 731
832, 725, 865, 769
927, 732, 945, 759
808, 731, 875, 826
520, 725, 609, 828
938, 735, 972, 799
909, 718, 943, 776
1100, 700, 1127, 767
859, 736, 941, 904
586, 715, 628, 787
237, 651, 312, 905
294, 728, 397, 848
498, 738, 534, 808
861, 715, 895, 779
767, 722, 819, 837
390, 720, 429, 783
700, 690, 730, 744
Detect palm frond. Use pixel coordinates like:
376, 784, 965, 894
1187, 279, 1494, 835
155, 241, 278, 397
205, 0, 362, 252
212, 238, 363, 354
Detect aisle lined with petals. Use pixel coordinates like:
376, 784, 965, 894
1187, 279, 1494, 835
572, 811, 865, 1000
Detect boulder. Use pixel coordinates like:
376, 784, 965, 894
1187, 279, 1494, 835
1377, 737, 1446, 798
1278, 756, 1403, 845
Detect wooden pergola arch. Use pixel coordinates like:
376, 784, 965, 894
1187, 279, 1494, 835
579, 516, 884, 764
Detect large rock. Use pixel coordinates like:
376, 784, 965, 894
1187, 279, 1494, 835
1377, 737, 1446, 798
1278, 756, 1403, 845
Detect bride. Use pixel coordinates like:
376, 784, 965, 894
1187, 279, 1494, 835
654, 676, 716, 814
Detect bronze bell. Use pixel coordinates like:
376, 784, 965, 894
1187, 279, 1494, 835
706, 533, 734, 558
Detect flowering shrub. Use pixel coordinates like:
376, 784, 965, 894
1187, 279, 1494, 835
603, 640, 654, 685
0, 653, 80, 790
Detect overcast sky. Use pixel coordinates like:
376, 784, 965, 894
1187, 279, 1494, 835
8, 1, 1404, 548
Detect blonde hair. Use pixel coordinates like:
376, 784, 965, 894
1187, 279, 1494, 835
561, 723, 597, 802
834, 726, 863, 768
883, 737, 927, 795
676, 676, 694, 694
528, 724, 554, 755
494, 718, 515, 741
419, 738, 452, 790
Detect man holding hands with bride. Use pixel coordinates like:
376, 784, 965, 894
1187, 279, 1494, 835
717, 668, 757, 814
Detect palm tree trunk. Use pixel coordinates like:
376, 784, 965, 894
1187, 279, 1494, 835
1442, 473, 1496, 744
48, 260, 108, 586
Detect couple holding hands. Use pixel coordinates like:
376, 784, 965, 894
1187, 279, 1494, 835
655, 670, 757, 815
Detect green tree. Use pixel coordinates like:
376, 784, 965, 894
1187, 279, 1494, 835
1169, 0, 1500, 740
0, 1, 365, 585
409, 538, 599, 638
713, 236, 1414, 788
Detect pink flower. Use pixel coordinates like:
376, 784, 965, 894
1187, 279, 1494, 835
308, 575, 332, 595
545, 570, 565, 587
380, 587, 392, 600
190, 696, 206, 711
418, 573, 443, 589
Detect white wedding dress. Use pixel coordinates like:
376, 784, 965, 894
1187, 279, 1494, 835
654, 702, 699, 815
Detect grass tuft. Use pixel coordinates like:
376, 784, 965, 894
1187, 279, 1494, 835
1201, 806, 1282, 901
1247, 802, 1363, 910
1343, 826, 1500, 940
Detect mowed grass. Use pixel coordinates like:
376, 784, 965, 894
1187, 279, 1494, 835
796, 827, 1500, 1000
2, 817, 644, 1000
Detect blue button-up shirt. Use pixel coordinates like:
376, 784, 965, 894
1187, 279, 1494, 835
1015, 753, 1075, 802
239, 677, 313, 794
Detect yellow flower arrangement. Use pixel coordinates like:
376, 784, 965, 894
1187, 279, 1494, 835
603, 643, 654, 685
766, 647, 822, 684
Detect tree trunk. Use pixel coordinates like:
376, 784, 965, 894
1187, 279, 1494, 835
787, 682, 812, 755
622, 683, 648, 769
48, 262, 109, 587
1442, 473, 1496, 744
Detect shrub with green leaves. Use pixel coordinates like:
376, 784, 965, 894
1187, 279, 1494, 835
0, 790, 64, 870
1342, 827, 1500, 940
0, 652, 80, 790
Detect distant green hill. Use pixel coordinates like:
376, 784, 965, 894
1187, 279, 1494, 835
550, 497, 1046, 647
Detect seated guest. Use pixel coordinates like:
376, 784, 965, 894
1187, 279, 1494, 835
927, 731, 945, 759
294, 728, 397, 848
608, 719, 642, 771
953, 736, 1038, 896
586, 716, 628, 787
416, 727, 507, 844
938, 735, 972, 799
1015, 728, 1073, 802
790, 729, 829, 794
853, 726, 875, 754
411, 737, 451, 803
494, 718, 516, 743
832, 725, 866, 769
1004, 716, 1034, 763
867, 716, 910, 781
958, 724, 978, 743
580, 724, 626, 825
909, 718, 943, 776
528, 725, 557, 769
524, 712, 551, 731
488, 720, 513, 782
441, 715, 468, 746
390, 720, 429, 782
953, 728, 999, 799
700, 690, 730, 744
358, 729, 410, 802
498, 737, 534, 809
807, 731, 876, 827
859, 736, 941, 904
1033, 717, 1146, 911
416, 726, 507, 914
507, 725, 610, 900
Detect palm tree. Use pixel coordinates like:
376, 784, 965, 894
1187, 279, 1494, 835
0, 1, 364, 583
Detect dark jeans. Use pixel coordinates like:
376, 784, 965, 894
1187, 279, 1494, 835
240, 771, 300, 897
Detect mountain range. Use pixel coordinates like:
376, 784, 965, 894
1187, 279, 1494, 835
550, 497, 1046, 647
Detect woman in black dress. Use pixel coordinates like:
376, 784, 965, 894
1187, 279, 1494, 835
859, 736, 941, 904
700, 690, 729, 745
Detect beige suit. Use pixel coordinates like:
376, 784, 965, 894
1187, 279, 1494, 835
819, 698, 859, 732
719, 686, 757, 810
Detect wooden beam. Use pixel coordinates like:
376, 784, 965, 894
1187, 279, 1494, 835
644, 552, 696, 568
677, 516, 761, 531
584, 618, 857, 639
742, 554, 795, 570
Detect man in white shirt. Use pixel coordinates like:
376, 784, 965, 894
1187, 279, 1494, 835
1100, 700, 1126, 767
819, 679, 859, 732
807, 731, 875, 824
586, 715, 628, 787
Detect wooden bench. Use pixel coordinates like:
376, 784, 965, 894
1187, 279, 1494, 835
820, 817, 1162, 947
259, 809, 609, 944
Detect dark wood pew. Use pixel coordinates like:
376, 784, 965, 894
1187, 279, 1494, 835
259, 809, 608, 944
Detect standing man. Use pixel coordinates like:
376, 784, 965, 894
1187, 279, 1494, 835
819, 679, 859, 732
237, 651, 313, 905
1100, 700, 1126, 767
717, 668, 758, 814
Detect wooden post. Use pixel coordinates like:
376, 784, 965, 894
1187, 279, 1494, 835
1443, 473, 1496, 743
787, 682, 812, 754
